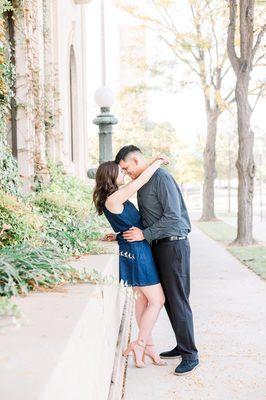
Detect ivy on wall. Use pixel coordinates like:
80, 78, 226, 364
0, 0, 22, 196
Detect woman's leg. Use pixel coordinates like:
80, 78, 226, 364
133, 288, 154, 345
136, 283, 165, 344
126, 284, 165, 366
133, 287, 147, 326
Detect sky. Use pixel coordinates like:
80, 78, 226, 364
85, 0, 265, 147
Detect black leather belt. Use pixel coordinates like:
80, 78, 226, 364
151, 236, 187, 245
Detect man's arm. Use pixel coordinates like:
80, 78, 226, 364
123, 174, 181, 243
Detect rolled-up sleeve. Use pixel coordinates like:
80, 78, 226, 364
142, 175, 181, 242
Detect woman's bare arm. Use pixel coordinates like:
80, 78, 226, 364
106, 158, 167, 211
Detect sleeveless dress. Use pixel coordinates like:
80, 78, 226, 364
103, 200, 160, 287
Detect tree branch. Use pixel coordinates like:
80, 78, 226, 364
252, 24, 266, 64
253, 53, 266, 67
227, 0, 240, 75
205, 0, 219, 68
224, 88, 235, 102
251, 84, 265, 114
157, 34, 201, 78
221, 64, 231, 80
151, 0, 178, 38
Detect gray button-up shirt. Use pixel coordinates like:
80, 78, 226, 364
137, 168, 191, 243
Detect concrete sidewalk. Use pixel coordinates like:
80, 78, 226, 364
124, 226, 266, 400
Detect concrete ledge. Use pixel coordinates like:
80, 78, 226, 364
108, 289, 133, 400
0, 253, 132, 400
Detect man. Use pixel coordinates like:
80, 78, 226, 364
114, 145, 199, 375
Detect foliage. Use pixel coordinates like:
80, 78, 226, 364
114, 83, 204, 183
0, 0, 14, 113
32, 162, 107, 255
0, 243, 100, 297
0, 0, 23, 196
0, 190, 43, 248
0, 296, 20, 317
0, 160, 107, 254
40, 216, 103, 256
0, 2, 109, 320
0, 136, 23, 196
42, 162, 94, 204
116, 0, 233, 109
34, 191, 89, 223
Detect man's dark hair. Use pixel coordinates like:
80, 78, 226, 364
115, 145, 142, 164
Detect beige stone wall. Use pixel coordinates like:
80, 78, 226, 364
14, 0, 90, 190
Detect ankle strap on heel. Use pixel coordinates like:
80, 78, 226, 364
137, 339, 146, 348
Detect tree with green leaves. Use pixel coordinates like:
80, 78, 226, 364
116, 0, 235, 221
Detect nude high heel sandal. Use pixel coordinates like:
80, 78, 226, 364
144, 344, 168, 366
123, 339, 146, 368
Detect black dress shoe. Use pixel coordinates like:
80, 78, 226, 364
159, 347, 181, 359
174, 359, 199, 375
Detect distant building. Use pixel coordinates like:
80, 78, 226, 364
5, 0, 91, 190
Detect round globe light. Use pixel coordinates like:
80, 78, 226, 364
94, 86, 115, 108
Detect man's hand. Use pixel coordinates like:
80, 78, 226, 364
102, 233, 117, 242
122, 227, 144, 242
149, 154, 169, 166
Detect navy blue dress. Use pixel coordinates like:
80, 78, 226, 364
103, 200, 160, 287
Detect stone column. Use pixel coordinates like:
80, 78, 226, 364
15, 0, 50, 190
31, 0, 49, 185
43, 0, 64, 166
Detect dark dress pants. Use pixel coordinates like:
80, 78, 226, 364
151, 238, 198, 361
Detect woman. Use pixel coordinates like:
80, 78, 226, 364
93, 156, 168, 368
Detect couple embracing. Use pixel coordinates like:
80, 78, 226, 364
93, 145, 199, 376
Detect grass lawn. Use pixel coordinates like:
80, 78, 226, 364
228, 247, 266, 280
196, 220, 237, 242
196, 220, 266, 280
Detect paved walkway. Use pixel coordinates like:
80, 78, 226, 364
124, 226, 266, 400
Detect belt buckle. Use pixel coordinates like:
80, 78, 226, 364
169, 236, 177, 241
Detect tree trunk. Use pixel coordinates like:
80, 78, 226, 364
227, 134, 232, 214
234, 75, 255, 245
200, 109, 219, 221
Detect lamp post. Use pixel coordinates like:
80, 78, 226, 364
87, 86, 118, 179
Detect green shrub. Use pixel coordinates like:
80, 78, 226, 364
32, 163, 108, 255
34, 191, 89, 223
0, 243, 87, 297
44, 162, 94, 206
0, 190, 43, 247
0, 296, 20, 317
0, 153, 107, 262
42, 217, 103, 256
0, 138, 23, 197
33, 188, 105, 255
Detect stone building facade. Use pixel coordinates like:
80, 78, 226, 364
6, 0, 91, 190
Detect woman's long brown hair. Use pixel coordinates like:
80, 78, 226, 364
93, 161, 119, 215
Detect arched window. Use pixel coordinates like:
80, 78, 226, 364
69, 45, 78, 164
